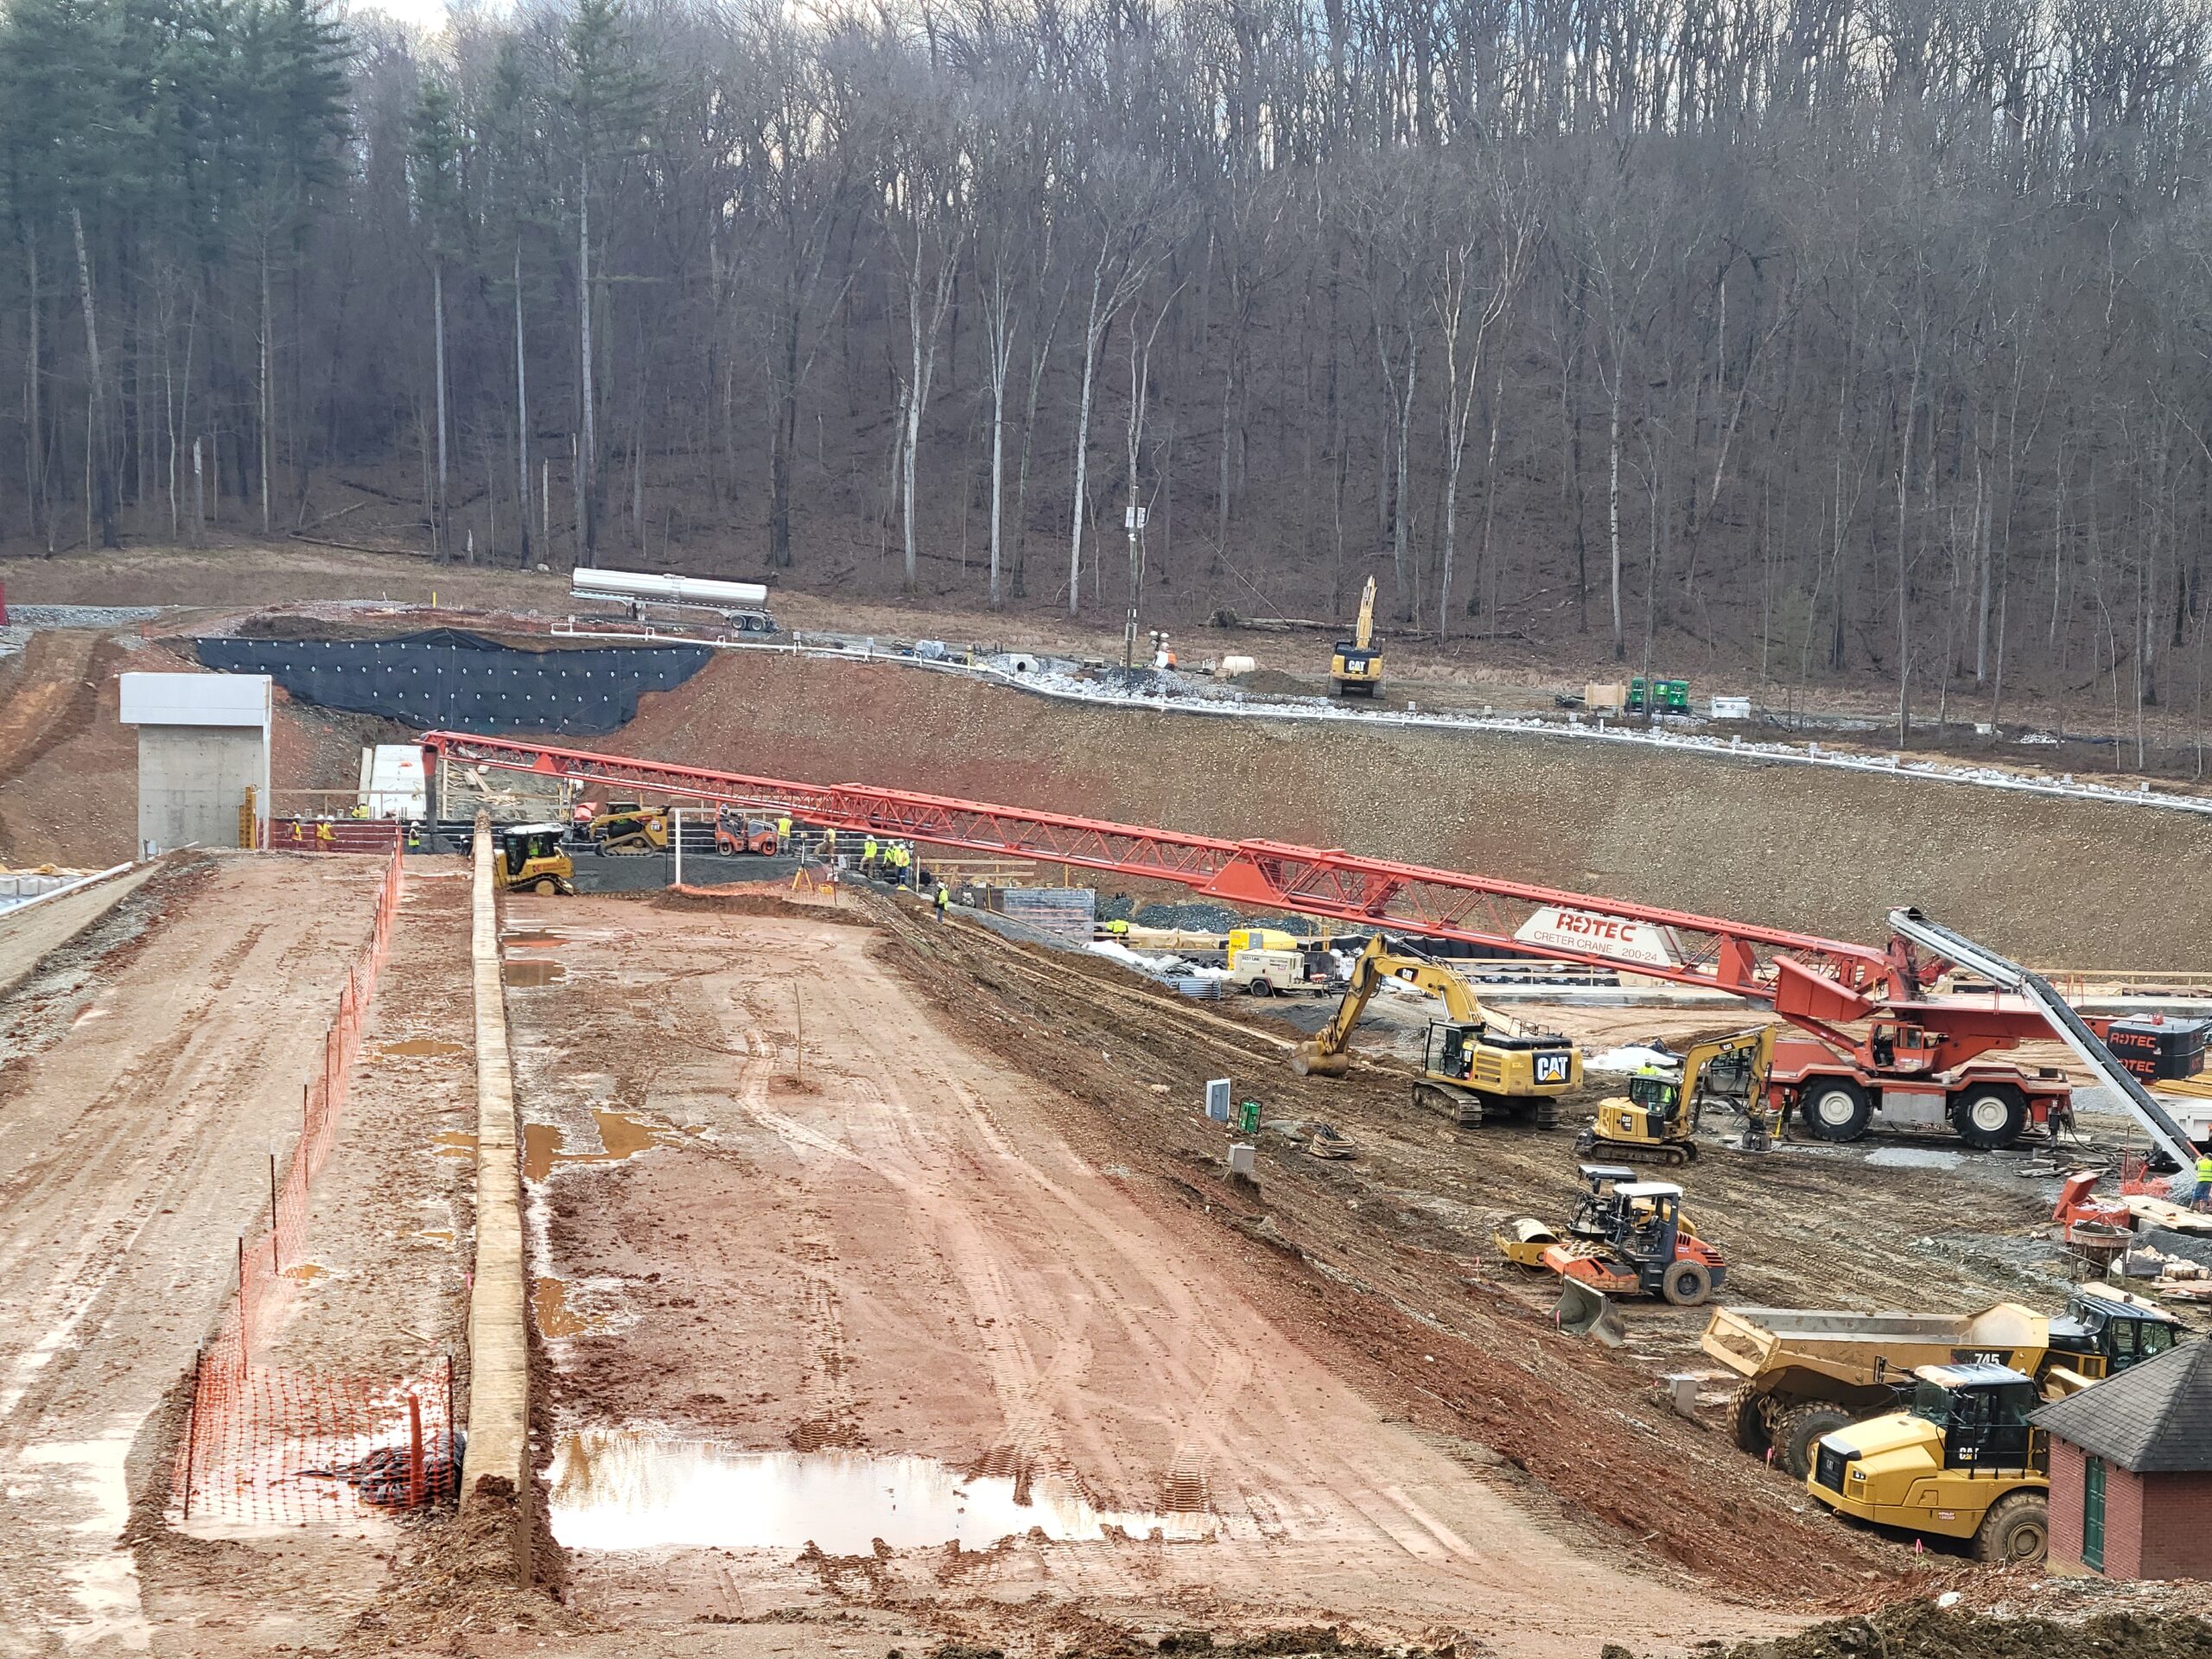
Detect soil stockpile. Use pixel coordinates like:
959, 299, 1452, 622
1713, 1605, 2212, 1659
617, 654, 2211, 969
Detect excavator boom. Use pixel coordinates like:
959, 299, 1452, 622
1292, 938, 1505, 1076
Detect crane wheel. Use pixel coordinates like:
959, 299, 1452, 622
1661, 1259, 1713, 1307
1950, 1084, 2027, 1150
1726, 1388, 1772, 1457
1974, 1491, 2050, 1565
1773, 1402, 1853, 1479
1800, 1079, 1872, 1141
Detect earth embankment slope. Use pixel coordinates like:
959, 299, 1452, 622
618, 652, 2211, 969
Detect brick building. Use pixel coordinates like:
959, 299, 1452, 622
2033, 1338, 2212, 1580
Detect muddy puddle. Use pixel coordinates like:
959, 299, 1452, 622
503, 931, 567, 949
523, 1110, 673, 1182
548, 1435, 1218, 1553
535, 1278, 599, 1338
504, 958, 567, 987
381, 1037, 467, 1058
433, 1130, 478, 1160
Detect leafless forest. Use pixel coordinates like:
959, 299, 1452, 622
7, 0, 2212, 735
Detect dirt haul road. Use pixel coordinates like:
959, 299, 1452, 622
508, 896, 1793, 1657
0, 855, 380, 1652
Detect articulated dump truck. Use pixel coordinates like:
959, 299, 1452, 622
1702, 1286, 2182, 1478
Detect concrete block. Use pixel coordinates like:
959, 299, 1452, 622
461, 813, 534, 1583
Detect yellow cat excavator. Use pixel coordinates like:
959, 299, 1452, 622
1330, 576, 1382, 696
1575, 1026, 1777, 1166
1292, 936, 1580, 1128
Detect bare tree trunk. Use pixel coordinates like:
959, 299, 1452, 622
899, 242, 954, 592
71, 206, 118, 549
515, 240, 531, 567
1393, 342, 1417, 617
258, 243, 272, 536
577, 156, 597, 561
1068, 266, 1106, 617
432, 258, 449, 560
1607, 360, 1624, 660
1895, 348, 1922, 747
983, 286, 1012, 609
25, 233, 42, 545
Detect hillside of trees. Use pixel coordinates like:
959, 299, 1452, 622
5, 0, 2212, 744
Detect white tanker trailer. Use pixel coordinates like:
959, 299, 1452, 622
568, 567, 778, 634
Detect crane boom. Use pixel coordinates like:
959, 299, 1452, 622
1886, 907, 2202, 1166
418, 729, 1895, 1004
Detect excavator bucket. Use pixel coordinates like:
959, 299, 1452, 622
1555, 1278, 1627, 1347
1291, 1042, 1351, 1078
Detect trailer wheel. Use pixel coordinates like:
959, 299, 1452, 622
1974, 1491, 2049, 1565
1248, 978, 1274, 997
1774, 1402, 1853, 1480
1726, 1388, 1773, 1457
1662, 1260, 1713, 1307
1800, 1078, 1872, 1141
1950, 1084, 2027, 1151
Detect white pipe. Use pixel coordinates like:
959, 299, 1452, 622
672, 808, 683, 888
0, 861, 134, 918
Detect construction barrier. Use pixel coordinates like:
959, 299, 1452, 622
460, 812, 534, 1580
267, 817, 409, 854
173, 840, 457, 1523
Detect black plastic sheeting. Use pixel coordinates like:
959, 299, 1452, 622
194, 632, 712, 734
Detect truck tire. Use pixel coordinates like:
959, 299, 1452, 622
1662, 1260, 1713, 1306
1800, 1078, 1872, 1141
1248, 978, 1273, 997
1974, 1491, 2050, 1565
1774, 1402, 1853, 1480
1726, 1387, 1772, 1457
1950, 1084, 2027, 1151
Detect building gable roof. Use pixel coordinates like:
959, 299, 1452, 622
2032, 1340, 2212, 1474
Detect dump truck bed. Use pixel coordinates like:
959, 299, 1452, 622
1702, 1303, 2045, 1389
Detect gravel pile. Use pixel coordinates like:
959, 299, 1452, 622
6, 603, 167, 630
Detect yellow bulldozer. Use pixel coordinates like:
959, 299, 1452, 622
1292, 936, 1580, 1128
499, 823, 575, 895
1576, 1026, 1777, 1166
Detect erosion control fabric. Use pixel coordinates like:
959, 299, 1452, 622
196, 631, 711, 734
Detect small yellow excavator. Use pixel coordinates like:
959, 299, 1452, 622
1575, 1026, 1775, 1166
1292, 936, 1581, 1128
1330, 576, 1382, 696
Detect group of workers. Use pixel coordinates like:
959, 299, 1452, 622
770, 815, 950, 918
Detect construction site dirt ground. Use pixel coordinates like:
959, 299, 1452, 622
486, 888, 2144, 1658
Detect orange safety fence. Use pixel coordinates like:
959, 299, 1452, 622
174, 840, 457, 1522
2119, 1153, 2168, 1197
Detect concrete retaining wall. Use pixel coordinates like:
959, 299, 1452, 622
461, 811, 532, 1579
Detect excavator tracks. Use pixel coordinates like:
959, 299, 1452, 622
1414, 1082, 1562, 1132
1572, 1128, 1696, 1166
